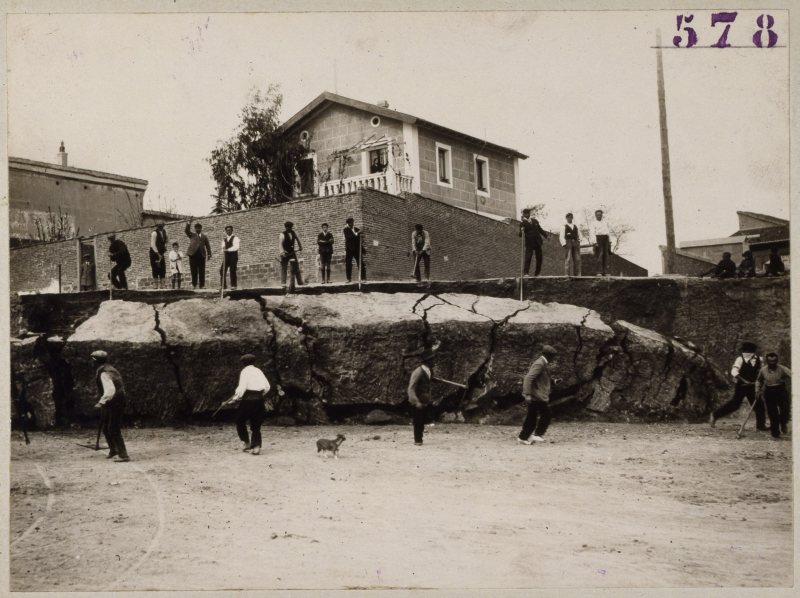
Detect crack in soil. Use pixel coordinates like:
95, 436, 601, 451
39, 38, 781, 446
152, 304, 189, 418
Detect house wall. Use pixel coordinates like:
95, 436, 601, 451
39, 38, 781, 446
737, 212, 779, 230
10, 238, 80, 294
679, 241, 745, 263
295, 104, 407, 186
9, 166, 145, 242
417, 128, 517, 219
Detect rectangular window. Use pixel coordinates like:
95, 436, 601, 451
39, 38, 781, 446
435, 142, 452, 188
369, 147, 388, 173
474, 155, 489, 195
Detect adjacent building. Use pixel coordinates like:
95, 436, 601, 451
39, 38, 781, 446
9, 143, 149, 247
281, 92, 528, 220
662, 211, 790, 276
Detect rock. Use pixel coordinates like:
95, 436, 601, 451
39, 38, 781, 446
272, 415, 297, 427
364, 409, 396, 425
440, 411, 466, 423
158, 298, 273, 414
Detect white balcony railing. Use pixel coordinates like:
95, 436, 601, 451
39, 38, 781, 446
320, 171, 414, 197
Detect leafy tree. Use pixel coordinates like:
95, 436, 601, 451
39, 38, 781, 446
207, 85, 309, 213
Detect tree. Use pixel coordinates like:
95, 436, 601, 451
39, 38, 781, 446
522, 203, 547, 221
32, 207, 77, 242
577, 207, 635, 253
207, 84, 309, 213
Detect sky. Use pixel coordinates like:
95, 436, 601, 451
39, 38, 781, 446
7, 9, 790, 274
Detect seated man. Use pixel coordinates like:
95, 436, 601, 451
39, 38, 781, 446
702, 251, 736, 279
737, 250, 756, 278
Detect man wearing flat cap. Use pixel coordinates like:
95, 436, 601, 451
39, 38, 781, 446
91, 350, 130, 462
226, 354, 271, 455
518, 345, 558, 444
407, 348, 437, 446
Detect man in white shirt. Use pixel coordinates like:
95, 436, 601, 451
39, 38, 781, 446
221, 225, 240, 290
589, 210, 612, 276
559, 212, 582, 277
91, 350, 130, 462
230, 354, 271, 455
709, 341, 767, 431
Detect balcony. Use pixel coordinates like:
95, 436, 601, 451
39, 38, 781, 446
320, 171, 414, 197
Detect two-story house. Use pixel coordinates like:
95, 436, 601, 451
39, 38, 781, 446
281, 92, 528, 220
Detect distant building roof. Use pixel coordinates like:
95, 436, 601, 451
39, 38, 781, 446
736, 210, 789, 229
141, 208, 193, 221
9, 157, 148, 189
281, 91, 529, 160
737, 225, 790, 246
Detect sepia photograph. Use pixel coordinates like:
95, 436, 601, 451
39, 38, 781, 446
3, 1, 795, 594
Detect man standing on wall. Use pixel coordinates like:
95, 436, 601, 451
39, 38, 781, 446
411, 223, 432, 282
149, 223, 168, 289
280, 221, 304, 294
519, 208, 548, 277
91, 350, 130, 462
317, 223, 334, 284
221, 225, 240, 290
589, 209, 612, 276
343, 217, 366, 283
517, 344, 558, 444
185, 219, 212, 289
107, 234, 131, 290
559, 212, 582, 277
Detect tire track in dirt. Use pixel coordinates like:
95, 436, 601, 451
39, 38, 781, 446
11, 463, 54, 549
106, 463, 166, 590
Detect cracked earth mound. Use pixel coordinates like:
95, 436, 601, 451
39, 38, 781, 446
12, 293, 730, 427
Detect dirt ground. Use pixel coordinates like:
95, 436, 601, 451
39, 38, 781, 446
9, 421, 793, 591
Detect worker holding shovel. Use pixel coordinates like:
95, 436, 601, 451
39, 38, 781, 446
217, 354, 271, 455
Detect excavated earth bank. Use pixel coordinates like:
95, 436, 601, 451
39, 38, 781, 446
11, 291, 731, 427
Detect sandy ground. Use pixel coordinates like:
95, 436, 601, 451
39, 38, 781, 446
9, 421, 793, 591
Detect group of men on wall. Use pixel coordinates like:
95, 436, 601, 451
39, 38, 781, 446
703, 246, 787, 279
519, 208, 613, 277
98, 216, 434, 292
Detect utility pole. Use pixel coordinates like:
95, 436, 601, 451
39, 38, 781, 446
656, 29, 676, 275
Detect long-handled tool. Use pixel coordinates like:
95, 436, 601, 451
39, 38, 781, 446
736, 395, 766, 439
432, 376, 468, 390
357, 228, 363, 292
519, 228, 525, 302
212, 395, 237, 418
411, 250, 421, 280
76, 405, 108, 450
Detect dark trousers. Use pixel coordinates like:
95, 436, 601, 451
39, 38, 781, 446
411, 403, 432, 444
189, 253, 206, 288
519, 399, 552, 439
713, 384, 766, 429
764, 386, 790, 437
150, 250, 166, 279
236, 397, 266, 448
564, 239, 581, 276
110, 264, 128, 289
320, 252, 332, 282
103, 396, 128, 458
280, 254, 303, 292
523, 243, 543, 276
413, 251, 431, 281
345, 250, 366, 282
222, 252, 238, 288
595, 235, 611, 275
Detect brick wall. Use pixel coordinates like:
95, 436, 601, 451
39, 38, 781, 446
417, 128, 516, 220
9, 189, 647, 295
10, 238, 80, 293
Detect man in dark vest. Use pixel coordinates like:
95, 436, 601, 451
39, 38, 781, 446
710, 341, 767, 431
411, 223, 432, 282
107, 234, 131, 290
559, 212, 582, 277
220, 225, 240, 289
149, 223, 168, 289
407, 348, 436, 445
343, 218, 366, 283
280, 221, 304, 294
519, 208, 548, 277
91, 350, 130, 462
517, 344, 558, 444
185, 218, 212, 289
317, 223, 334, 284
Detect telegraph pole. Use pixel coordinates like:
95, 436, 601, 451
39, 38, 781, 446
656, 30, 676, 275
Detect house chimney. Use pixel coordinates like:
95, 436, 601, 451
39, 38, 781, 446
57, 141, 68, 167
376, 100, 390, 108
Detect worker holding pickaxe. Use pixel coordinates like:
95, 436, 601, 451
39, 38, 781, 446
91, 350, 130, 462
219, 354, 272, 456
710, 342, 767, 431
